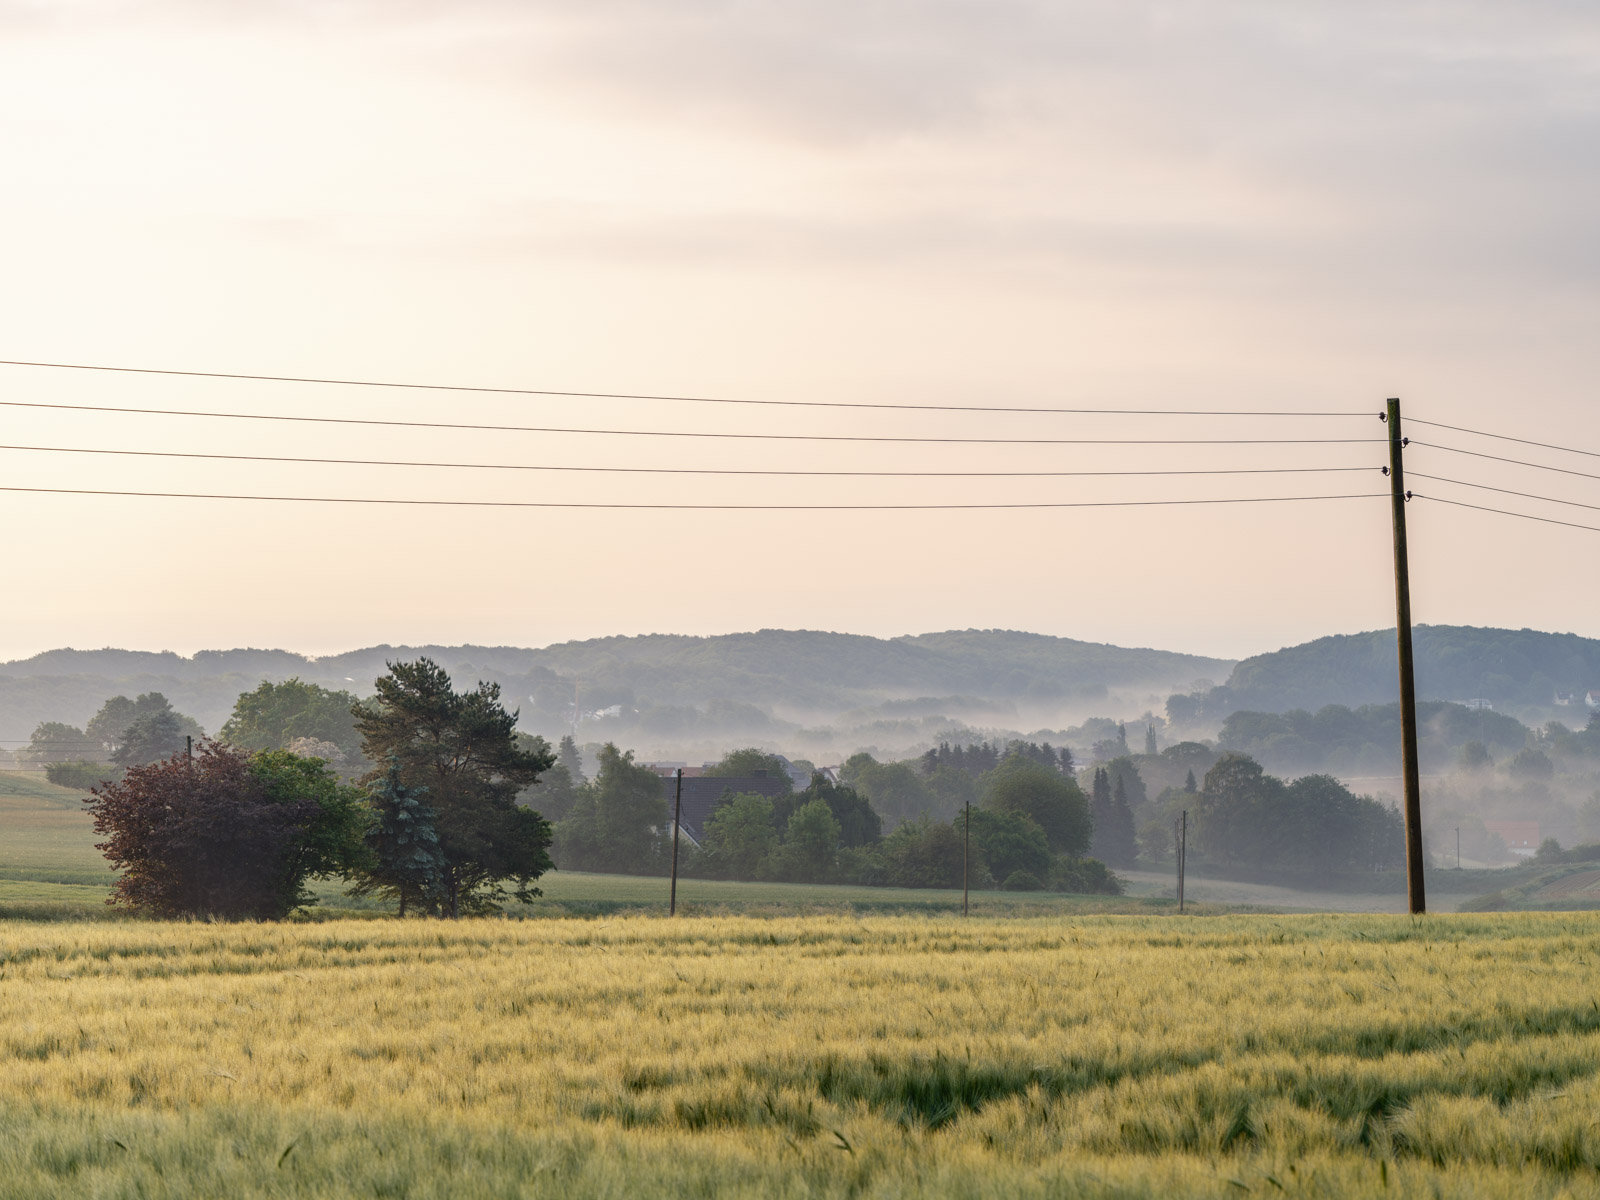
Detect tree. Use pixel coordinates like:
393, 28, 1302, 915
878, 819, 965, 889
553, 743, 668, 874
699, 792, 778, 879
1457, 741, 1493, 772
1184, 769, 1198, 794
773, 776, 881, 847
222, 679, 363, 760
1091, 773, 1138, 867
85, 741, 368, 919
844, 753, 940, 824
967, 807, 1052, 882
557, 735, 587, 785
984, 757, 1092, 856
354, 659, 554, 916
707, 748, 794, 793
351, 757, 445, 916
88, 693, 203, 758
768, 799, 841, 882
1196, 753, 1284, 865
1145, 725, 1159, 756
113, 709, 187, 768
22, 721, 95, 765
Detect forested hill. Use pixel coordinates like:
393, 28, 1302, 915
0, 630, 1230, 743
1209, 626, 1600, 716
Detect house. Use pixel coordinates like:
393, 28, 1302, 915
1587, 691, 1600, 709
1482, 820, 1541, 858
1462, 699, 1494, 712
658, 770, 792, 846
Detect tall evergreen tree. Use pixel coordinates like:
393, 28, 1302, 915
354, 757, 445, 917
1089, 767, 1115, 860
1102, 774, 1139, 866
1184, 768, 1198, 794
557, 734, 587, 785
354, 658, 554, 917
1145, 724, 1159, 756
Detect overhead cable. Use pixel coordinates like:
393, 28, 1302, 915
0, 485, 1388, 512
0, 399, 1385, 445
1408, 473, 1600, 514
0, 359, 1368, 417
1411, 494, 1600, 534
1410, 441, 1600, 483
1407, 417, 1600, 461
0, 443, 1384, 479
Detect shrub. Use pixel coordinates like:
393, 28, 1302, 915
86, 742, 369, 920
1000, 870, 1044, 891
44, 760, 119, 790
1051, 856, 1124, 896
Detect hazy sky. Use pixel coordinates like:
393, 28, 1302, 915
2, 0, 1598, 662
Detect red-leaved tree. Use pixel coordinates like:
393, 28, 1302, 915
87, 742, 327, 919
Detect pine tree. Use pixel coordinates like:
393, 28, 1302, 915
1184, 768, 1198, 794
1145, 724, 1158, 756
557, 735, 587, 785
1105, 774, 1138, 866
1089, 767, 1114, 860
355, 757, 445, 917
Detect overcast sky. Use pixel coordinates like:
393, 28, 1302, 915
1, 0, 1597, 662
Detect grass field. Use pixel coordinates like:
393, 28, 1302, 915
8, 772, 1600, 1195
7, 912, 1600, 1197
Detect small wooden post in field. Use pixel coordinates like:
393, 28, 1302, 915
669, 768, 683, 916
962, 801, 970, 917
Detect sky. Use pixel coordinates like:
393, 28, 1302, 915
1, 0, 1598, 663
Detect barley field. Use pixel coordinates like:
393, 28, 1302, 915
5, 912, 1600, 1198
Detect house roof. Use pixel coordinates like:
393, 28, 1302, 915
660, 773, 791, 844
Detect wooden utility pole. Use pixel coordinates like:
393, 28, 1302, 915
962, 801, 970, 917
1178, 810, 1187, 914
1386, 397, 1427, 915
186, 735, 193, 763
668, 768, 683, 916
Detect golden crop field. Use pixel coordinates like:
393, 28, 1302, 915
4, 912, 1600, 1199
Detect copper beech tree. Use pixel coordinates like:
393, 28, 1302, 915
85, 741, 369, 919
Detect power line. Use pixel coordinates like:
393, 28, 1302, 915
1412, 493, 1600, 534
1407, 417, 1600, 461
0, 359, 1369, 418
0, 443, 1384, 480
0, 484, 1389, 512
0, 399, 1385, 445
1409, 473, 1600, 514
1410, 440, 1600, 484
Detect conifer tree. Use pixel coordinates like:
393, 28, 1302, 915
1145, 724, 1158, 756
355, 757, 445, 917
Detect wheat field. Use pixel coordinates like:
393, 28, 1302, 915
4, 912, 1600, 1198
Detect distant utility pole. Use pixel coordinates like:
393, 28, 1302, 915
962, 801, 970, 917
1456, 827, 1461, 871
1385, 397, 1427, 915
186, 735, 192, 763
1176, 810, 1187, 914
669, 768, 683, 917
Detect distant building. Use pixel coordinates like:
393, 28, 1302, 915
658, 771, 792, 846
1483, 820, 1541, 858
1462, 699, 1495, 712
1587, 691, 1600, 709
